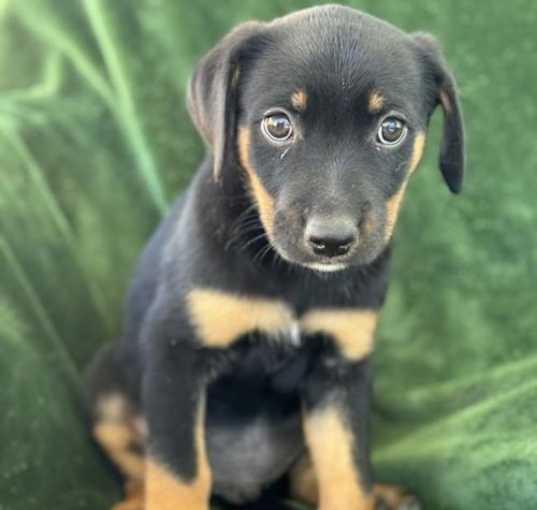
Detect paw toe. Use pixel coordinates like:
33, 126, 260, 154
398, 495, 422, 510
373, 484, 421, 510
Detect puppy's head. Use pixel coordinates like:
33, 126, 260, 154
188, 5, 465, 272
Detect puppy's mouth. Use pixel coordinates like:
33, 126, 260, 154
270, 242, 353, 273
270, 216, 360, 272
259, 211, 383, 272
268, 229, 383, 273
304, 262, 349, 273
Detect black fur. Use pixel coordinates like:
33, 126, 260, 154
86, 4, 464, 507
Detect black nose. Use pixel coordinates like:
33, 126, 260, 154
305, 217, 358, 258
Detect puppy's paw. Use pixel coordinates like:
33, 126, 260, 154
111, 499, 143, 510
111, 481, 144, 510
374, 484, 422, 510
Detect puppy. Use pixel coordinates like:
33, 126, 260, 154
86, 5, 464, 510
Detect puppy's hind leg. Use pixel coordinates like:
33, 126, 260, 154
85, 343, 146, 510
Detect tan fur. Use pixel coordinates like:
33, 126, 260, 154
94, 422, 145, 482
368, 90, 384, 112
408, 133, 426, 174
384, 132, 426, 241
188, 287, 378, 357
289, 454, 319, 505
304, 407, 374, 510
146, 460, 209, 510
373, 484, 414, 507
97, 392, 128, 421
112, 481, 144, 510
440, 90, 452, 114
290, 454, 414, 509
187, 288, 294, 347
291, 88, 308, 111
384, 183, 408, 243
146, 400, 211, 510
302, 309, 378, 360
112, 497, 143, 510
231, 66, 240, 88
93, 393, 145, 482
238, 127, 275, 237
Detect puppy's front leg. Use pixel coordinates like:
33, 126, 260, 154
302, 357, 374, 510
143, 338, 211, 510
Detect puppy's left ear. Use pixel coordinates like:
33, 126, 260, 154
187, 21, 265, 182
413, 33, 465, 194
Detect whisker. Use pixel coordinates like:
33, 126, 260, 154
240, 231, 268, 252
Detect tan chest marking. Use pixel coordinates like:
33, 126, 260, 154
187, 288, 294, 347
188, 288, 378, 360
301, 309, 378, 360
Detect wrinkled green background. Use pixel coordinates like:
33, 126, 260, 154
1, 1, 536, 509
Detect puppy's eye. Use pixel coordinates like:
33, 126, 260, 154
377, 117, 407, 145
261, 112, 293, 143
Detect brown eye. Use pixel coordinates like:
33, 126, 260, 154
261, 112, 293, 142
378, 117, 407, 145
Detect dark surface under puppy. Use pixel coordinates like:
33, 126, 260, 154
86, 4, 464, 510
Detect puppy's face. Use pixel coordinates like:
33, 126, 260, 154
188, 6, 464, 272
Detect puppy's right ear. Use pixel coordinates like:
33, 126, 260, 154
187, 21, 265, 182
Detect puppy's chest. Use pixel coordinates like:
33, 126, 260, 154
186, 288, 379, 361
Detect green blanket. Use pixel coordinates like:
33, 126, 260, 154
1, 1, 535, 509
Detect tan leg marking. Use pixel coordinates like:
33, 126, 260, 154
368, 90, 384, 113
291, 88, 308, 111
289, 454, 319, 506
93, 393, 148, 510
384, 133, 426, 242
112, 481, 144, 510
304, 407, 374, 510
146, 400, 211, 510
238, 127, 275, 237
112, 498, 143, 510
93, 393, 145, 482
373, 484, 417, 507
146, 460, 209, 510
187, 288, 294, 347
290, 455, 418, 510
301, 309, 378, 361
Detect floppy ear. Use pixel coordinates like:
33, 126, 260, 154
187, 21, 264, 182
414, 33, 465, 194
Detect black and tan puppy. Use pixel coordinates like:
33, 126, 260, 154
86, 4, 464, 510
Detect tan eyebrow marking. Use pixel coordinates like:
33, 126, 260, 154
368, 90, 384, 113
291, 88, 308, 112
